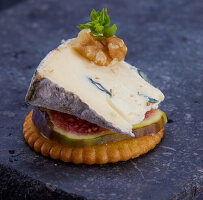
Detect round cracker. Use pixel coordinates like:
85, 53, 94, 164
23, 110, 164, 164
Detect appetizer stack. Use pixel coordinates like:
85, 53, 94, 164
23, 9, 167, 164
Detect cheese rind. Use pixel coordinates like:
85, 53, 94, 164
26, 40, 164, 135
26, 72, 127, 134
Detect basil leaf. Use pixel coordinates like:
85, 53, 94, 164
90, 9, 97, 21
77, 8, 117, 38
104, 24, 117, 37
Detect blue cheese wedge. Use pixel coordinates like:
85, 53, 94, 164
26, 40, 164, 136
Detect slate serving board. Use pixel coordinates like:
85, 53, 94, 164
0, 0, 203, 199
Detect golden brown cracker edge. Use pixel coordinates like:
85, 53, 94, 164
23, 110, 164, 164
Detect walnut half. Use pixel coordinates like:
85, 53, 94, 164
71, 29, 127, 66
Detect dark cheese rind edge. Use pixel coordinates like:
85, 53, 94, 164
25, 71, 128, 135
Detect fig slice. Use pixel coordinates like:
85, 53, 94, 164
47, 109, 111, 139
132, 109, 167, 137
32, 107, 167, 147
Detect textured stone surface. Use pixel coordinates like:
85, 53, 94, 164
0, 0, 25, 11
0, 0, 203, 199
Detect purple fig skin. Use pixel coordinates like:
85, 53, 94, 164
32, 107, 166, 147
32, 107, 56, 140
133, 121, 162, 137
32, 107, 111, 146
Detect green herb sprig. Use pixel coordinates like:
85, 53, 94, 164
77, 8, 117, 38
